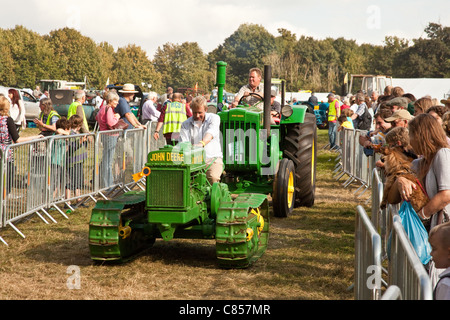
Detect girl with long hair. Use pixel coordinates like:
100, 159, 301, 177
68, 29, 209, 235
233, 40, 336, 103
391, 113, 450, 288
8, 89, 25, 132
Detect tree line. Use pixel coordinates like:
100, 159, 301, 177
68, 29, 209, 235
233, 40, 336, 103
0, 22, 448, 95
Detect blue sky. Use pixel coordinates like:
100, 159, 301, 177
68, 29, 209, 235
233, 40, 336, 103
4, 0, 449, 58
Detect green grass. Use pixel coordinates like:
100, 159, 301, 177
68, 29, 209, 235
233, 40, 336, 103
0, 127, 369, 300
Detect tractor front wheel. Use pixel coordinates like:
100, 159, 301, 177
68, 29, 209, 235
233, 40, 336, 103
272, 158, 296, 218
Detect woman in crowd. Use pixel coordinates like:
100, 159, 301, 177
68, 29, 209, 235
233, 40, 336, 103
389, 113, 450, 288
427, 105, 448, 125
8, 88, 25, 132
95, 90, 121, 189
0, 96, 43, 194
427, 106, 450, 145
0, 96, 43, 145
413, 97, 433, 116
442, 111, 450, 139
33, 97, 60, 136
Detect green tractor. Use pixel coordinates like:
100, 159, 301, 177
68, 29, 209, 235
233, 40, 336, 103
215, 62, 317, 216
88, 62, 316, 268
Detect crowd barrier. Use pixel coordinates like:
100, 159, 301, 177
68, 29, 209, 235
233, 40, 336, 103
0, 121, 166, 245
332, 128, 433, 300
0, 123, 436, 300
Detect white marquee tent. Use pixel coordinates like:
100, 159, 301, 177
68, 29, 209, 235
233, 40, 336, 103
392, 78, 450, 101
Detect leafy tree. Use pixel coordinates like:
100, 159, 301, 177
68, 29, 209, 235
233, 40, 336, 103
112, 44, 162, 92
393, 23, 450, 78
0, 26, 57, 88
95, 42, 115, 89
153, 42, 213, 93
208, 23, 276, 91
45, 28, 104, 87
0, 29, 16, 86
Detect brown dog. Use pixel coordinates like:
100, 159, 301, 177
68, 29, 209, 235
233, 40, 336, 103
380, 146, 428, 213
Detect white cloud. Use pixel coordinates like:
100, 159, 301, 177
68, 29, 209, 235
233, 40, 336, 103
2, 0, 450, 58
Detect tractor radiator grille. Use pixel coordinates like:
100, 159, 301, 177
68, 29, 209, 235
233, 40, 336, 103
147, 169, 184, 207
221, 120, 259, 169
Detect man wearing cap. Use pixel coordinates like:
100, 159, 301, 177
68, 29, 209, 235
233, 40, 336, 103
386, 97, 409, 113
384, 109, 414, 128
115, 83, 146, 129
270, 90, 281, 116
327, 92, 340, 149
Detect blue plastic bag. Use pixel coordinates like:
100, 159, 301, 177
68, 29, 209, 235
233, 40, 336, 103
398, 201, 432, 265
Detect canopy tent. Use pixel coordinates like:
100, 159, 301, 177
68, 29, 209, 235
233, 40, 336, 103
392, 78, 450, 101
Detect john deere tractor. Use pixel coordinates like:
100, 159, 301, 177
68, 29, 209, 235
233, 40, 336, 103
88, 62, 316, 268
89, 143, 269, 268
215, 62, 317, 217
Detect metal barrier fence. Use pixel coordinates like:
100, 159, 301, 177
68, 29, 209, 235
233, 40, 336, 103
338, 129, 434, 300
333, 128, 378, 199
388, 214, 433, 300
354, 205, 383, 300
0, 121, 437, 299
0, 121, 167, 245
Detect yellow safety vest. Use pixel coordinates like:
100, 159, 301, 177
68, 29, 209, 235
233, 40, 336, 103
39, 110, 60, 125
163, 101, 187, 135
68, 101, 89, 132
328, 99, 340, 122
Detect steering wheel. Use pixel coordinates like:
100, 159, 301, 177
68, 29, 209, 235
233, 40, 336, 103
238, 92, 264, 106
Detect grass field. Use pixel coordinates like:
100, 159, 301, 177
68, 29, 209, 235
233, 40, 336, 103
0, 128, 370, 300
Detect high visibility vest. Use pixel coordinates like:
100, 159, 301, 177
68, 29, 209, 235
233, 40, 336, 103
39, 110, 60, 125
163, 101, 187, 135
68, 101, 89, 132
328, 99, 339, 122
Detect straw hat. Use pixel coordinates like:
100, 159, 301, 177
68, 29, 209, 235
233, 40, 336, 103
440, 97, 450, 105
119, 83, 138, 93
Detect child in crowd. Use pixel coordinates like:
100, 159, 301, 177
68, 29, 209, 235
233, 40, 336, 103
51, 117, 70, 201
429, 222, 450, 300
55, 116, 70, 135
338, 109, 354, 131
384, 127, 417, 160
65, 115, 87, 208
376, 127, 417, 169
337, 114, 353, 131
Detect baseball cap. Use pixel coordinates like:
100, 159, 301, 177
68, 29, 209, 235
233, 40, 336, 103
384, 109, 414, 122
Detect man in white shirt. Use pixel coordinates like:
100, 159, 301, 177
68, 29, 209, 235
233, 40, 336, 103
141, 92, 160, 124
180, 96, 223, 184
232, 68, 264, 108
94, 91, 103, 109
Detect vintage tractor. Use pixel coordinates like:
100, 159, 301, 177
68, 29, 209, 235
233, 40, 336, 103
89, 142, 269, 268
88, 62, 316, 268
215, 62, 317, 217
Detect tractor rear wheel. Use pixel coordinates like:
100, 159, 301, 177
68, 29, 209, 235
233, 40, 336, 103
272, 158, 296, 217
281, 113, 317, 207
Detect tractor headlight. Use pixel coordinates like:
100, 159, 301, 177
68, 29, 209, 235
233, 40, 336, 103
281, 105, 293, 118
